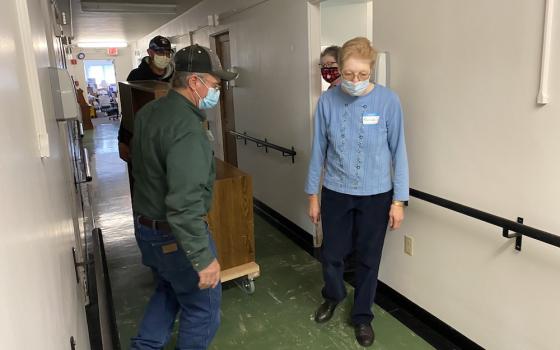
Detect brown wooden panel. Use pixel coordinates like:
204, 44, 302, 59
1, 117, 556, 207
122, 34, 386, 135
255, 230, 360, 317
208, 159, 254, 270
118, 81, 171, 134
76, 88, 93, 130
221, 262, 260, 283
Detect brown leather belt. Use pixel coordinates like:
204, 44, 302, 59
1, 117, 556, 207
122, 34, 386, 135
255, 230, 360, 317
138, 215, 171, 232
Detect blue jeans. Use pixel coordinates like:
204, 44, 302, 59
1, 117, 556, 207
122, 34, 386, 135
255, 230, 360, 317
130, 218, 221, 350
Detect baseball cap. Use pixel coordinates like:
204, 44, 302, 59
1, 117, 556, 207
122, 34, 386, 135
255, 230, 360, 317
174, 44, 238, 81
149, 35, 172, 52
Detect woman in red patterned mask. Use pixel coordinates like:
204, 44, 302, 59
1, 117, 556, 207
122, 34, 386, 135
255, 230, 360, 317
320, 45, 342, 89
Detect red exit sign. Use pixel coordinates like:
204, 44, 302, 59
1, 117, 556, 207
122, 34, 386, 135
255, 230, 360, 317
107, 47, 119, 56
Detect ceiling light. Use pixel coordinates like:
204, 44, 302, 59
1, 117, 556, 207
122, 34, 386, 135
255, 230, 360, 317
77, 41, 128, 48
81, 2, 177, 15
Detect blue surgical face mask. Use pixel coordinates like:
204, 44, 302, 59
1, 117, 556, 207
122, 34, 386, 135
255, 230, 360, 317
341, 79, 370, 96
195, 76, 221, 109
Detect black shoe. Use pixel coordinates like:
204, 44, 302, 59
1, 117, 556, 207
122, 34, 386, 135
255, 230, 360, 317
314, 301, 338, 323
354, 323, 375, 347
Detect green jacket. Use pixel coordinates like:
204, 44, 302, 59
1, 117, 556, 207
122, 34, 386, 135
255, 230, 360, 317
132, 89, 215, 272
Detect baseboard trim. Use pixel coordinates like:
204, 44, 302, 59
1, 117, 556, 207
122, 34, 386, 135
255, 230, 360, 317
253, 198, 315, 256
253, 198, 483, 350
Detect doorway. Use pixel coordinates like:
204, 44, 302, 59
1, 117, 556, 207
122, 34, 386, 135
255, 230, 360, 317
214, 32, 238, 167
320, 0, 373, 91
84, 59, 119, 119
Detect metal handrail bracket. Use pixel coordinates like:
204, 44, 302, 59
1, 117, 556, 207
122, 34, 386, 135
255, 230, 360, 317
229, 130, 296, 163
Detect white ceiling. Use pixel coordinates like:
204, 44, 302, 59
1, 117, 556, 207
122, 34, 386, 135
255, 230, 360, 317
71, 0, 204, 43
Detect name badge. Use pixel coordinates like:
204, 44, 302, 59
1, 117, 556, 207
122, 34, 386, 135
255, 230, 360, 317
362, 114, 380, 125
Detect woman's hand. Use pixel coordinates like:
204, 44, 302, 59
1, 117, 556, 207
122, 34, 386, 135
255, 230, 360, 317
308, 195, 321, 224
389, 204, 404, 230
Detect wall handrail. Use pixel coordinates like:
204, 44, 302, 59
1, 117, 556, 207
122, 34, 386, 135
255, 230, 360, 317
229, 130, 296, 163
410, 188, 560, 251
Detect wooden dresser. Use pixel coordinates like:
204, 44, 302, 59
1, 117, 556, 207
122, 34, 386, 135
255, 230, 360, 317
119, 80, 259, 291
209, 159, 258, 285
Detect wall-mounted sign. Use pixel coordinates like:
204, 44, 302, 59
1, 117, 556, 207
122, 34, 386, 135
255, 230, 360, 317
77, 52, 85, 60
107, 47, 119, 56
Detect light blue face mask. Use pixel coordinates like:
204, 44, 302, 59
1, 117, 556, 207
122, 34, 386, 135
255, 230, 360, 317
341, 79, 370, 96
195, 76, 221, 109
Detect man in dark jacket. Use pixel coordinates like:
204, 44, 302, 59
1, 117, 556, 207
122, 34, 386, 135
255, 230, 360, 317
118, 35, 174, 192
126, 35, 175, 82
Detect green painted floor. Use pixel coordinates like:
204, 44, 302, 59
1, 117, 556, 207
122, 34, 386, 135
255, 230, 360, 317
85, 121, 433, 350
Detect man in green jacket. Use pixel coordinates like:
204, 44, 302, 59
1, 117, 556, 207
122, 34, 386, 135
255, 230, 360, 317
130, 44, 237, 350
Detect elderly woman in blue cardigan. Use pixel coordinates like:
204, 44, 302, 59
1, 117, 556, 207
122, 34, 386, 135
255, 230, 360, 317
305, 37, 409, 348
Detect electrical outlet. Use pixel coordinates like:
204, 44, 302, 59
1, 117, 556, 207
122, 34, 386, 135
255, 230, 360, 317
404, 235, 414, 256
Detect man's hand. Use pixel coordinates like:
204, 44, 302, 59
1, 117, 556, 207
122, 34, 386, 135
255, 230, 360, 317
118, 142, 131, 162
198, 259, 221, 289
308, 195, 321, 225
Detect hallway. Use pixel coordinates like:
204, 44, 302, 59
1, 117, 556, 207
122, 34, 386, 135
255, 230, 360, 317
84, 122, 433, 349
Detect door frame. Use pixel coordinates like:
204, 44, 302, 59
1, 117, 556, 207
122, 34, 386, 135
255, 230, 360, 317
212, 31, 238, 166
209, 29, 233, 163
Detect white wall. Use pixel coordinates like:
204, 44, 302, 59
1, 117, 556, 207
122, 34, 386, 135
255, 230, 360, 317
321, 0, 372, 46
67, 47, 133, 87
133, 0, 318, 233
0, 0, 90, 348
372, 1, 560, 349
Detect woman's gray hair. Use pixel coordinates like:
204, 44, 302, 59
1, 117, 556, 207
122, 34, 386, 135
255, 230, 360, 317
171, 71, 204, 88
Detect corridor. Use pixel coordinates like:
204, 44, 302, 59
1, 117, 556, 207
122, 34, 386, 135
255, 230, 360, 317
84, 122, 433, 349
3, 0, 560, 349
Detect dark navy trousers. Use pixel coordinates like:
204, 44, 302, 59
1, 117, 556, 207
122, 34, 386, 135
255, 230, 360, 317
320, 187, 392, 325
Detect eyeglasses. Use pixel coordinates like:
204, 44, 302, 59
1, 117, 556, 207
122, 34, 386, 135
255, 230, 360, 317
341, 71, 370, 81
198, 76, 221, 91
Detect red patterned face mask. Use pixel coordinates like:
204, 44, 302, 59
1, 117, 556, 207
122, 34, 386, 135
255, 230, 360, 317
321, 67, 341, 84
